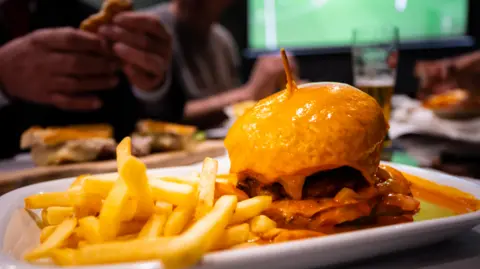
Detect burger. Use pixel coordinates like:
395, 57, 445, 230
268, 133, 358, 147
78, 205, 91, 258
21, 124, 116, 166
224, 82, 420, 233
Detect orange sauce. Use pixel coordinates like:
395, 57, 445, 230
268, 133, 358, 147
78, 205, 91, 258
403, 172, 480, 214
227, 172, 480, 247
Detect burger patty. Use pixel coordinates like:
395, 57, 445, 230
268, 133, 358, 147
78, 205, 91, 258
238, 167, 368, 200
239, 166, 419, 231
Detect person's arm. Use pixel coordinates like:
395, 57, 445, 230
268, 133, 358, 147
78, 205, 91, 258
452, 51, 480, 72
183, 86, 251, 127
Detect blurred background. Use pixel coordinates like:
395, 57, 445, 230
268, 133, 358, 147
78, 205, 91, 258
81, 0, 479, 96
2, 0, 480, 179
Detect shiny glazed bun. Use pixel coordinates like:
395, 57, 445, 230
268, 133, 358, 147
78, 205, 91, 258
224, 82, 388, 185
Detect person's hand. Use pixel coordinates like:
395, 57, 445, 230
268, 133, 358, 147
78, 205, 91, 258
98, 12, 172, 91
0, 27, 118, 110
414, 59, 456, 99
415, 52, 480, 99
244, 54, 298, 100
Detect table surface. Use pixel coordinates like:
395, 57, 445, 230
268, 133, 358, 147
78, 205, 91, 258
1, 151, 480, 269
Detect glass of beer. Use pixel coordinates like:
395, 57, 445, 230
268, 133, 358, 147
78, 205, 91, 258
352, 26, 399, 122
352, 26, 399, 159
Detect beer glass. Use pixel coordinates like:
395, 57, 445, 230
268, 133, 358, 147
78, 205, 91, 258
352, 26, 399, 122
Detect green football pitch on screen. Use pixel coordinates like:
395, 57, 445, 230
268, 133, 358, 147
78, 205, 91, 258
248, 0, 468, 49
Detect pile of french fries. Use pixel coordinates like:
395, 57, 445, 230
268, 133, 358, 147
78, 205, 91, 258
23, 137, 278, 268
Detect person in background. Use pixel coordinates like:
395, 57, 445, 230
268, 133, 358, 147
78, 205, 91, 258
415, 50, 480, 100
144, 0, 297, 129
0, 0, 182, 159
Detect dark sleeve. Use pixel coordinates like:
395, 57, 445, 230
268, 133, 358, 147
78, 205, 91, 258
137, 60, 186, 123
31, 0, 97, 29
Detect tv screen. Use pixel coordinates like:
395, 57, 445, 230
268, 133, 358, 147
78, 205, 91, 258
248, 0, 469, 50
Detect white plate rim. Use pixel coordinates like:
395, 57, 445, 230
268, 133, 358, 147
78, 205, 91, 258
0, 161, 479, 269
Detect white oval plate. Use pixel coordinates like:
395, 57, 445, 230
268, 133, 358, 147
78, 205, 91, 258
1, 158, 480, 269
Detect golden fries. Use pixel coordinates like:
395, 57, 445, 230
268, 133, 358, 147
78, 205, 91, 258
149, 179, 196, 206
42, 207, 74, 225
82, 175, 196, 206
39, 225, 57, 243
164, 204, 194, 236
155, 201, 173, 215
23, 137, 277, 267
250, 215, 277, 234
81, 175, 115, 197
213, 223, 250, 250
215, 178, 249, 201
51, 237, 174, 265
230, 196, 273, 225
24, 217, 77, 261
119, 156, 154, 218
194, 157, 218, 220
25, 192, 71, 209
217, 173, 239, 186
138, 213, 168, 238
98, 180, 131, 241
78, 216, 102, 244
52, 196, 237, 267
116, 136, 131, 170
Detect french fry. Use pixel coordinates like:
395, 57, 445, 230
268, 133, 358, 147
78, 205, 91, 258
24, 217, 77, 261
51, 195, 238, 267
67, 185, 103, 218
25, 192, 71, 209
78, 216, 102, 244
260, 228, 285, 240
162, 195, 238, 269
116, 136, 131, 170
118, 220, 146, 236
212, 223, 250, 250
217, 173, 239, 186
194, 157, 218, 220
119, 198, 138, 222
63, 232, 82, 248
24, 151, 278, 267
115, 234, 140, 241
70, 175, 88, 189
155, 201, 173, 215
50, 237, 174, 266
230, 196, 272, 225
160, 172, 200, 186
138, 202, 172, 238
138, 213, 168, 238
250, 215, 277, 234
215, 179, 248, 201
43, 207, 74, 225
98, 180, 130, 241
39, 225, 57, 243
119, 156, 154, 218
164, 204, 194, 236
41, 209, 48, 226
231, 242, 260, 249
83, 175, 195, 206
149, 179, 196, 206
248, 231, 260, 242
81, 176, 115, 197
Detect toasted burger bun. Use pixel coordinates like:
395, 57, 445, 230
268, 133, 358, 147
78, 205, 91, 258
225, 82, 388, 186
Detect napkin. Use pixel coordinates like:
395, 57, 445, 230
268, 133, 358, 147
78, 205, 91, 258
390, 95, 480, 143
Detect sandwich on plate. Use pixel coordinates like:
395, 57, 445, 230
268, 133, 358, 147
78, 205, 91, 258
20, 124, 116, 166
132, 120, 198, 156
